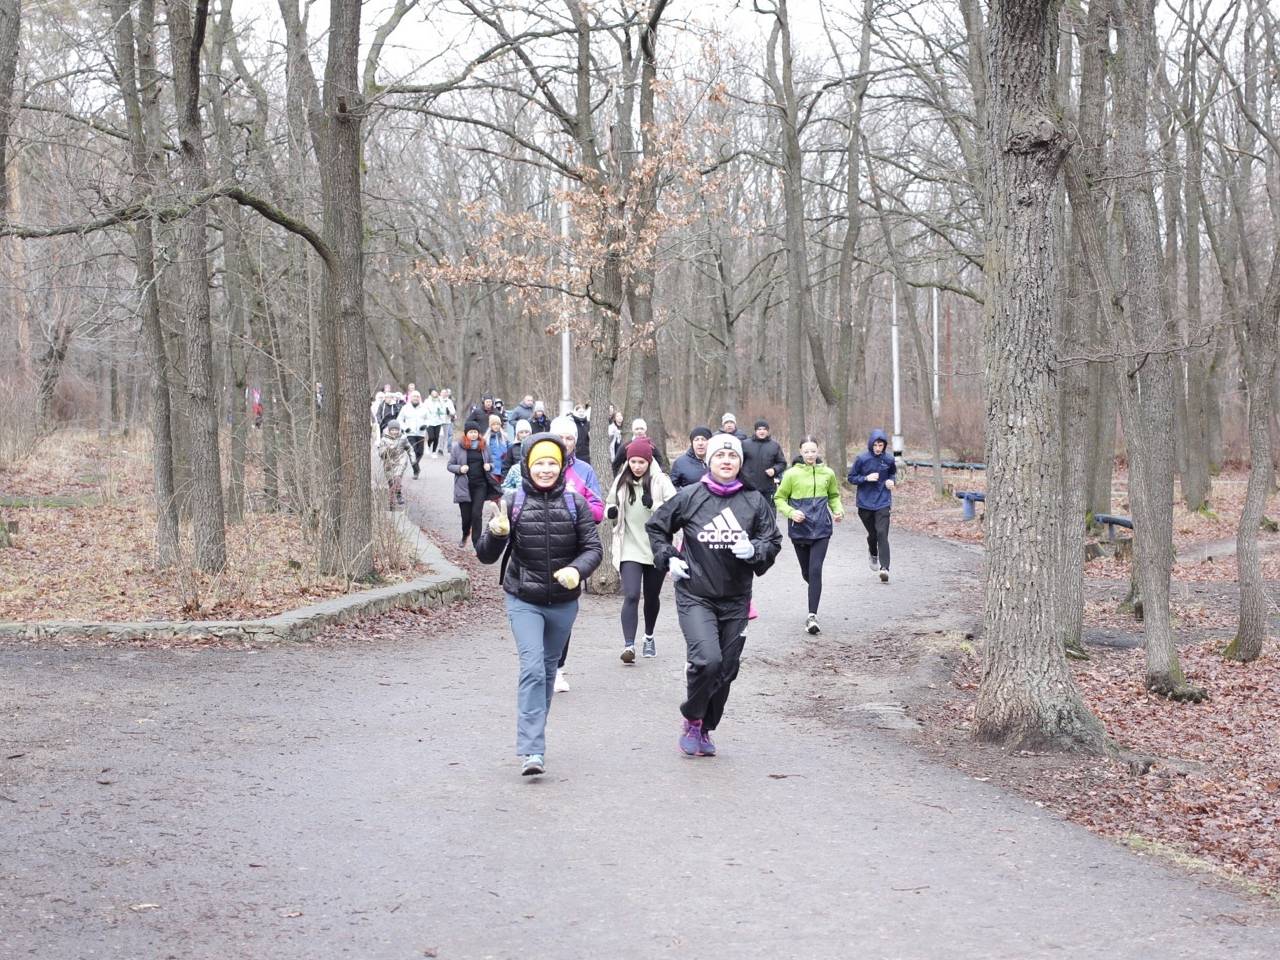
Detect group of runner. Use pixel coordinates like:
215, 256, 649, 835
375, 387, 898, 777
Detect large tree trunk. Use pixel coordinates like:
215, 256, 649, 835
167, 0, 228, 572
1111, 0, 1199, 700
0, 0, 19, 219
111, 0, 180, 567
972, 0, 1107, 752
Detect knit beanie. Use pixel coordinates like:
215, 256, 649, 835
527, 439, 564, 466
463, 415, 484, 434
689, 425, 713, 441
515, 419, 533, 436
721, 412, 737, 426
549, 415, 577, 437
625, 438, 655, 462
631, 418, 647, 432
706, 433, 743, 460
754, 418, 769, 430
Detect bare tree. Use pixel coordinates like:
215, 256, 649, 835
973, 0, 1107, 752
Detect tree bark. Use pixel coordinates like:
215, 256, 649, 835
167, 0, 228, 572
973, 0, 1107, 752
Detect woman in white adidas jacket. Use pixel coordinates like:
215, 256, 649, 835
605, 439, 677, 663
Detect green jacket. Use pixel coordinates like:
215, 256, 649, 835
775, 461, 844, 541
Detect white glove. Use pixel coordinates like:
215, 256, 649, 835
488, 499, 510, 536
668, 557, 690, 580
730, 538, 755, 560
885, 479, 895, 490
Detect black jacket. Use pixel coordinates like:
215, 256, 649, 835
741, 434, 787, 494
572, 415, 592, 464
476, 439, 603, 604
669, 448, 707, 488
646, 480, 781, 600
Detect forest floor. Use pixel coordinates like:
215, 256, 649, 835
0, 430, 424, 622
888, 465, 1280, 899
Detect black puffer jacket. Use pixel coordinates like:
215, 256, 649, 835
476, 435, 603, 604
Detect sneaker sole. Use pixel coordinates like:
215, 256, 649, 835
521, 764, 544, 776
806, 625, 820, 635
879, 571, 889, 583
642, 651, 656, 658
621, 647, 636, 664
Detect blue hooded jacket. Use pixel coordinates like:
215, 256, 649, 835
847, 429, 897, 511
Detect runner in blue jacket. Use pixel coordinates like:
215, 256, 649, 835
848, 428, 897, 583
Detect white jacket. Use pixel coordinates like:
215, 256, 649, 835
397, 401, 431, 436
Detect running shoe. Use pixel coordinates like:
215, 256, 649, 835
698, 729, 717, 757
879, 569, 890, 583
679, 718, 703, 756
642, 636, 656, 658
521, 754, 545, 776
621, 643, 636, 664
806, 614, 820, 635
554, 669, 570, 693
869, 555, 880, 572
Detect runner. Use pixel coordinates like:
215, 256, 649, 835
424, 388, 448, 457
485, 413, 510, 471
375, 421, 412, 510
549, 414, 605, 692
646, 433, 781, 757
848, 428, 897, 583
670, 426, 712, 488
605, 440, 677, 662
439, 388, 458, 452
774, 436, 845, 634
475, 434, 603, 776
611, 417, 669, 474
741, 418, 787, 500
396, 390, 430, 478
716, 412, 748, 441
447, 415, 501, 549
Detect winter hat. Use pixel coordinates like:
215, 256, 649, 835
383, 421, 401, 435
464, 415, 484, 434
515, 419, 533, 437
631, 418, 648, 432
526, 438, 564, 467
721, 412, 737, 426
550, 415, 577, 437
689, 425, 713, 441
533, 400, 546, 413
625, 438, 655, 462
707, 433, 743, 460
754, 418, 769, 430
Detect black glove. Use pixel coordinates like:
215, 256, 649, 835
606, 505, 618, 520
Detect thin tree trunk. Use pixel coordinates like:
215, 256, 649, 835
973, 0, 1107, 752
167, 0, 228, 572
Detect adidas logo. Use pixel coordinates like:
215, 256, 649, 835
696, 507, 748, 546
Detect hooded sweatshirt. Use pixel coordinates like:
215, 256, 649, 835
646, 473, 781, 600
847, 429, 897, 511
775, 460, 844, 541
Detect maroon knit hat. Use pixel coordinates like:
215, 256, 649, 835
625, 438, 655, 462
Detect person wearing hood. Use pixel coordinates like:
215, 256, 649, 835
485, 413, 510, 476
775, 435, 845, 634
848, 428, 897, 582
528, 400, 551, 435
548, 414, 606, 693
646, 433, 782, 757
475, 434, 604, 777
448, 415, 501, 548
376, 420, 413, 509
502, 419, 533, 479
606, 439, 678, 662
740, 418, 787, 498
716, 412, 748, 442
671, 426, 712, 488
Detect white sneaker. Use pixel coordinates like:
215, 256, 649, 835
805, 614, 820, 635
879, 569, 890, 583
554, 669, 570, 693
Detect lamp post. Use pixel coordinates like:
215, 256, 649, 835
890, 276, 903, 457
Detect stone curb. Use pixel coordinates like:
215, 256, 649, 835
0, 511, 470, 644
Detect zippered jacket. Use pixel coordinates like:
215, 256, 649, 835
847, 429, 898, 511
741, 435, 787, 493
646, 476, 781, 600
775, 462, 844, 541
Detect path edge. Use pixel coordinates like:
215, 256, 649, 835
0, 511, 470, 644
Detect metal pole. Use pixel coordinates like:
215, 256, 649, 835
559, 198, 572, 416
890, 276, 903, 457
932, 285, 940, 418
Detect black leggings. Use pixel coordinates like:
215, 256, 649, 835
620, 560, 665, 643
459, 480, 488, 545
409, 435, 425, 472
858, 507, 892, 570
426, 424, 441, 453
792, 538, 830, 615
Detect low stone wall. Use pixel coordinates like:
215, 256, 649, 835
0, 512, 469, 644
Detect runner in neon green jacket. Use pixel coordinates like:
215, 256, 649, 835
774, 438, 845, 635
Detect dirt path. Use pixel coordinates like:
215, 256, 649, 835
2, 453, 1276, 959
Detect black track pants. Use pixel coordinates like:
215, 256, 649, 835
620, 560, 665, 642
858, 507, 892, 570
676, 589, 750, 731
